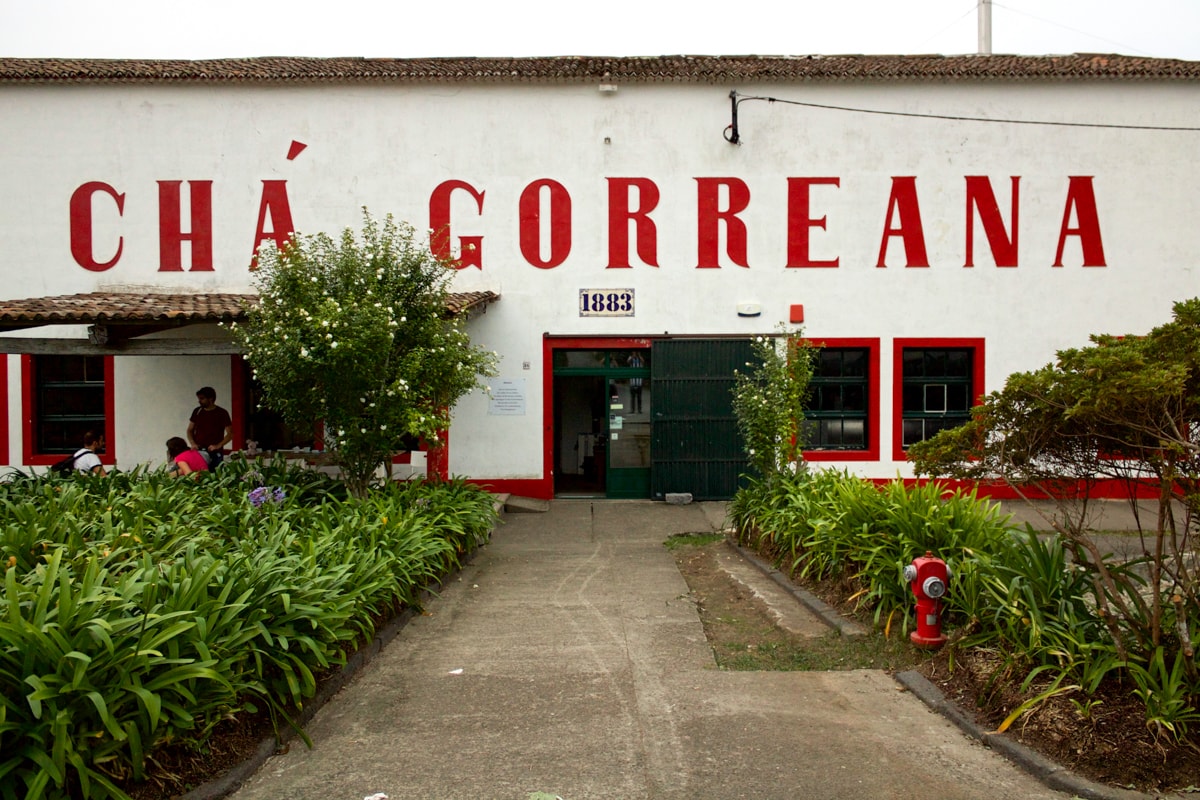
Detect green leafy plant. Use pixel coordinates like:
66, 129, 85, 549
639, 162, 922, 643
0, 468, 499, 799
732, 330, 815, 480
231, 210, 497, 497
1127, 646, 1200, 741
909, 297, 1200, 685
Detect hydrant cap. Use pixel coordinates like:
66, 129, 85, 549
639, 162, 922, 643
922, 576, 947, 599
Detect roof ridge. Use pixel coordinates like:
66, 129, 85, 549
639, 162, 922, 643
2, 53, 1198, 84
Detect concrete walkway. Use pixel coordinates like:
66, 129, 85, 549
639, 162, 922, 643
229, 500, 1074, 800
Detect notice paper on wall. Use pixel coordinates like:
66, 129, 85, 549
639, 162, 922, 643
488, 379, 526, 415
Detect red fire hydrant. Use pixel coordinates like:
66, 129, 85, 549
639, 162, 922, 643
903, 551, 949, 649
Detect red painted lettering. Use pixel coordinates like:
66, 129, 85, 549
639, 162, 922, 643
876, 177, 929, 268
965, 177, 1020, 267
250, 180, 295, 269
519, 179, 572, 269
158, 180, 213, 272
696, 178, 750, 268
1053, 176, 1106, 267
69, 182, 125, 272
607, 178, 660, 268
786, 177, 840, 268
429, 180, 485, 270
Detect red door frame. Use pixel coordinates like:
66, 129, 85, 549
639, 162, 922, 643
468, 335, 654, 500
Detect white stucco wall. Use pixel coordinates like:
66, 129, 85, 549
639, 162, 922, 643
114, 351, 233, 470
2, 74, 1197, 482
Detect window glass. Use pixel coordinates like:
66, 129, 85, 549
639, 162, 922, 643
610, 350, 650, 370
35, 355, 106, 454
806, 347, 870, 451
842, 349, 867, 377
554, 350, 608, 369
243, 365, 317, 452
900, 347, 974, 449
842, 384, 866, 413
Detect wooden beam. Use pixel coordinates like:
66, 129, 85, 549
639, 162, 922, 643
0, 338, 243, 355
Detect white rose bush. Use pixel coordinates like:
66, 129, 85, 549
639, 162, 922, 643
232, 210, 496, 497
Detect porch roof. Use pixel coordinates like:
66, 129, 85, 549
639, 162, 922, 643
0, 290, 498, 328
0, 290, 499, 354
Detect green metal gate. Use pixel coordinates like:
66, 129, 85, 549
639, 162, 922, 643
650, 339, 757, 500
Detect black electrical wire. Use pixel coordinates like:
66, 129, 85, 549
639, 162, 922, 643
730, 90, 1200, 132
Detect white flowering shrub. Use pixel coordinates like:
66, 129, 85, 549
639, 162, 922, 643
732, 330, 814, 479
232, 210, 497, 497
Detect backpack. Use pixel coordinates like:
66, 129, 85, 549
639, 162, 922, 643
51, 450, 82, 476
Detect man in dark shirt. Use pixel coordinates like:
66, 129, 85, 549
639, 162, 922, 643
187, 386, 232, 467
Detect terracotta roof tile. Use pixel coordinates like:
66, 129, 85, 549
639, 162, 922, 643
0, 291, 498, 326
1, 54, 1198, 85
0, 292, 255, 325
443, 291, 501, 315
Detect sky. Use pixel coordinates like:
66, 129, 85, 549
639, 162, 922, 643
3, 0, 1200, 61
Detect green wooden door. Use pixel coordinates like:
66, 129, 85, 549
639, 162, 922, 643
650, 339, 757, 500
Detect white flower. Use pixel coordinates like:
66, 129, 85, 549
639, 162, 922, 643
331, 341, 338, 348
300, 347, 309, 357
380, 424, 388, 430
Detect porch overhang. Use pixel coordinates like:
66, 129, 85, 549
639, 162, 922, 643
0, 290, 500, 355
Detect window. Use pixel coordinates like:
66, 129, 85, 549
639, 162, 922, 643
802, 339, 880, 462
893, 339, 984, 458
26, 355, 114, 458
805, 348, 868, 450
239, 359, 318, 452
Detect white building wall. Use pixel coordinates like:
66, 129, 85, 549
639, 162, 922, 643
114, 352, 233, 470
2, 75, 1197, 482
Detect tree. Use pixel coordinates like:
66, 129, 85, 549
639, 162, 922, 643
732, 331, 815, 480
231, 211, 497, 498
908, 299, 1200, 674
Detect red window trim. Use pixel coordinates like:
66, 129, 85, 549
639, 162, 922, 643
802, 337, 881, 463
22, 354, 117, 466
229, 354, 246, 451
0, 357, 8, 465
892, 338, 985, 462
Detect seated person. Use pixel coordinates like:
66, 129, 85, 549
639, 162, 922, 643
166, 436, 209, 480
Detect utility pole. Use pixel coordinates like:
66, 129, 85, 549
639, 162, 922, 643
978, 0, 993, 55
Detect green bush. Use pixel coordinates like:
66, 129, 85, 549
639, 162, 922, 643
732, 467, 1200, 740
0, 467, 498, 799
